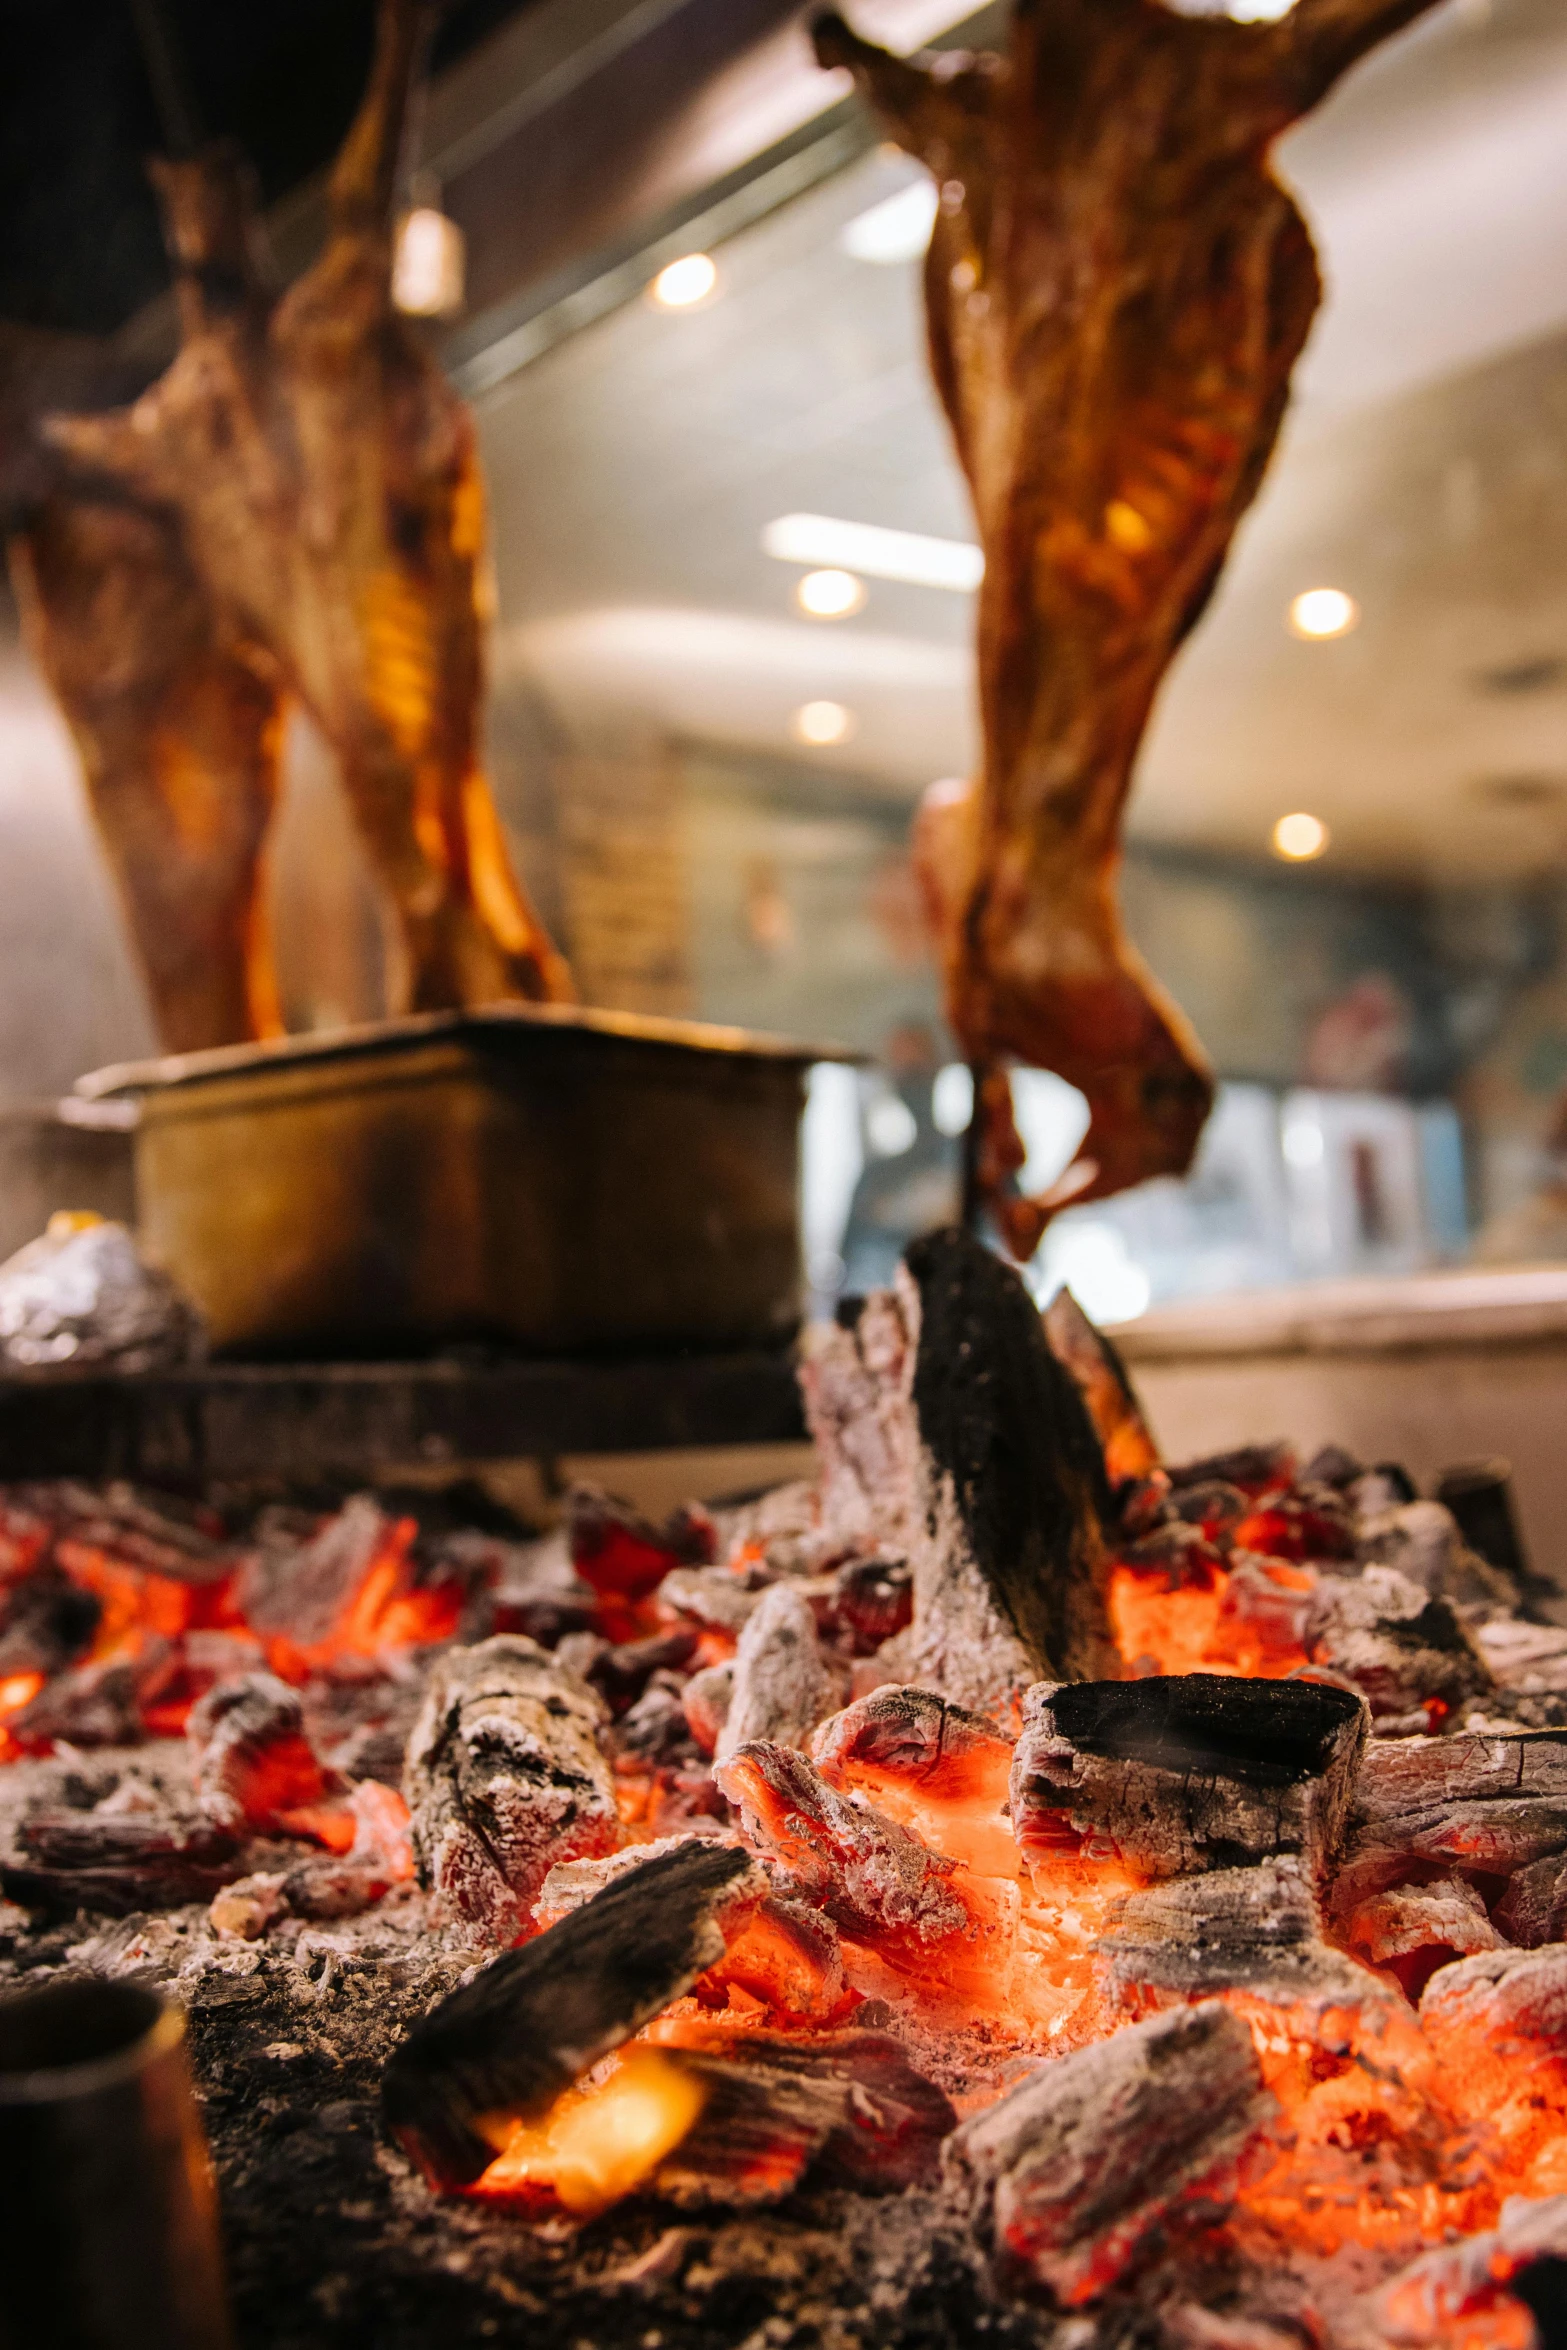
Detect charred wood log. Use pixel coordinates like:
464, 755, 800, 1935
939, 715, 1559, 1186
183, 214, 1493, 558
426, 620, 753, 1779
681, 1661, 734, 1757
656, 1567, 758, 1640
381, 1838, 759, 2188
0, 1809, 244, 1917
1096, 1856, 1378, 2017
1042, 1287, 1160, 1491
649, 2026, 955, 2206
820, 1554, 913, 1654
803, 1231, 1115, 1719
1306, 1567, 1493, 1723
189, 1671, 346, 1841
568, 1484, 716, 1641
812, 1683, 1016, 1875
1356, 1500, 1516, 1614
1334, 1877, 1503, 2003
1418, 1944, 1567, 2169
237, 1496, 410, 1647
1338, 1728, 1567, 1904
1370, 2193, 1567, 2345
949, 2002, 1272, 2304
1167, 1443, 1292, 1498
7, 1657, 146, 1749
1009, 1674, 1366, 1884
713, 1582, 848, 1767
404, 1634, 617, 1943
1495, 1854, 1567, 1950
715, 1739, 1014, 1998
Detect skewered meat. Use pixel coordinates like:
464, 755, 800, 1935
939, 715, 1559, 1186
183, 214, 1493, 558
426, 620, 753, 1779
9, 0, 570, 1049
815, 0, 1446, 1251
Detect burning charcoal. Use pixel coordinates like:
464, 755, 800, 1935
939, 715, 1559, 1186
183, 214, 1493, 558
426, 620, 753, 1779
1306, 1566, 1492, 1722
657, 1567, 759, 1639
1097, 1857, 1378, 2016
1419, 1944, 1567, 2169
486, 1529, 597, 1644
716, 1740, 1013, 1997
209, 1871, 288, 1940
237, 1494, 404, 1645
804, 1231, 1117, 1721
1349, 1462, 1419, 1517
1300, 1444, 1363, 1491
1166, 1442, 1291, 1497
1231, 1486, 1356, 1566
1496, 1853, 1567, 1948
382, 1838, 759, 2188
949, 2002, 1272, 2304
813, 1684, 1015, 1874
567, 1484, 716, 1639
713, 1478, 822, 1579
1371, 2193, 1567, 2344
581, 1627, 700, 1716
682, 1660, 733, 1757
1336, 1877, 1503, 2001
7, 1656, 144, 1748
609, 1678, 694, 1765
25, 1477, 238, 1583
537, 1834, 763, 1925
822, 1554, 913, 1654
1338, 1727, 1567, 1904
1166, 1481, 1248, 1539
1474, 1619, 1567, 1700
1042, 1284, 1160, 1488
189, 1671, 347, 1841
0, 1564, 101, 1677
1009, 1674, 1366, 1885
649, 2027, 955, 2206
713, 1582, 848, 1767
404, 1634, 617, 1943
1356, 1500, 1516, 1614
2, 1809, 244, 1916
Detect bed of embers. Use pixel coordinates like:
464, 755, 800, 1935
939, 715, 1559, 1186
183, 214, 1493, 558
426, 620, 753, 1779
5, 1232, 1567, 2349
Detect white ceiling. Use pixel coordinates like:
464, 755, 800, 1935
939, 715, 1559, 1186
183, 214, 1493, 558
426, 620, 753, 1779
480, 0, 1567, 882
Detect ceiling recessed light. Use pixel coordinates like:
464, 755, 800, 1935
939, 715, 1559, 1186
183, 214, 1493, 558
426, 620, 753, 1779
795, 568, 866, 619
840, 179, 939, 264
762, 513, 982, 593
650, 253, 717, 309
1288, 588, 1359, 641
1273, 811, 1329, 860
393, 205, 466, 318
793, 700, 855, 747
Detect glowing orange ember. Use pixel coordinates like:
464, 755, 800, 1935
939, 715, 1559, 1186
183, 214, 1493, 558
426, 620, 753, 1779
473, 2047, 706, 2214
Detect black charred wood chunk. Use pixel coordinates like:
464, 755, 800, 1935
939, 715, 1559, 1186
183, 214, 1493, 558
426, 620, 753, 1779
1010, 1673, 1366, 1882
1, 1810, 243, 1917
381, 1839, 758, 2190
1166, 1442, 1291, 1496
1098, 1858, 1384, 2014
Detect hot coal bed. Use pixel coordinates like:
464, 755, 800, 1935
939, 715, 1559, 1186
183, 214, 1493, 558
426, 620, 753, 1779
5, 1231, 1567, 2350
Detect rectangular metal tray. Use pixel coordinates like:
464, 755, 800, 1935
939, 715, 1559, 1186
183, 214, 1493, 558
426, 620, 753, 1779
78, 1007, 849, 1360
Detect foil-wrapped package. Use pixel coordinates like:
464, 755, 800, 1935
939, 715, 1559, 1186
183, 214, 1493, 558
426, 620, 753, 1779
0, 1213, 205, 1373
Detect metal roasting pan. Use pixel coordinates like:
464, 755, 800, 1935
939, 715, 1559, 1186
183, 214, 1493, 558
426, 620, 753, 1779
77, 1005, 855, 1361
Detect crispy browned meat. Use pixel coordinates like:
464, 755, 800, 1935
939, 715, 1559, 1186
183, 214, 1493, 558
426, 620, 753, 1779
21, 0, 570, 1045
816, 0, 1444, 1253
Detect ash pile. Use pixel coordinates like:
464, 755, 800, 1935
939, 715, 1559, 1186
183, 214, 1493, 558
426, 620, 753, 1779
5, 1232, 1567, 2350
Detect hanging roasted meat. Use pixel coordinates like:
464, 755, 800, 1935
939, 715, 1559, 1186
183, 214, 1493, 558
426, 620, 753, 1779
8, 0, 571, 1049
815, 0, 1443, 1254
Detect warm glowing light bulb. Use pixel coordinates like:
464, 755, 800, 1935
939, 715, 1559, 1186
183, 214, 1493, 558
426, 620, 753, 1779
1273, 811, 1329, 860
392, 206, 466, 318
795, 568, 866, 619
650, 253, 717, 309
793, 700, 855, 746
1288, 587, 1359, 640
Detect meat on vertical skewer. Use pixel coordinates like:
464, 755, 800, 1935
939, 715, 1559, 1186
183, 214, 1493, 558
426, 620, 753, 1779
815, 0, 1445, 1253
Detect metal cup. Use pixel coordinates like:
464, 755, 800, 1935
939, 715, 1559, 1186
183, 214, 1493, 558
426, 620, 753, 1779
0, 1976, 233, 2350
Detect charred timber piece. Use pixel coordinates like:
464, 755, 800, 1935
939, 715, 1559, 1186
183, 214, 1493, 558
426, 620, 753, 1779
0, 1810, 244, 1918
1435, 1457, 1538, 1608
715, 1741, 1013, 1998
1418, 1945, 1567, 2164
1167, 1443, 1292, 1498
949, 2002, 1272, 2304
682, 1661, 734, 1757
21, 1479, 240, 1585
1371, 2194, 1567, 2346
651, 2027, 956, 2206
579, 1626, 701, 1717
813, 1684, 1012, 1800
713, 1583, 848, 1768
1009, 1673, 1366, 1884
1335, 1878, 1502, 2002
822, 1554, 914, 1654
21, 0, 571, 1048
1042, 1288, 1160, 1489
804, 1232, 1116, 1718
538, 1834, 848, 2020
381, 1838, 758, 2188
0, 1565, 101, 1680
1355, 1500, 1516, 1615
403, 1635, 617, 1943
656, 1567, 759, 1639
189, 1673, 345, 1839
1336, 1728, 1567, 1906
1306, 1566, 1493, 1723
1096, 1857, 1378, 2016
815, 0, 1445, 1249
1495, 1854, 1567, 1950
569, 1485, 716, 1641
4, 1656, 146, 1749
237, 1496, 410, 1648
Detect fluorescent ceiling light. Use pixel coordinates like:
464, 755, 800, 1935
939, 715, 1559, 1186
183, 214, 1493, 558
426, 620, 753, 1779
763, 513, 982, 593
841, 179, 938, 264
